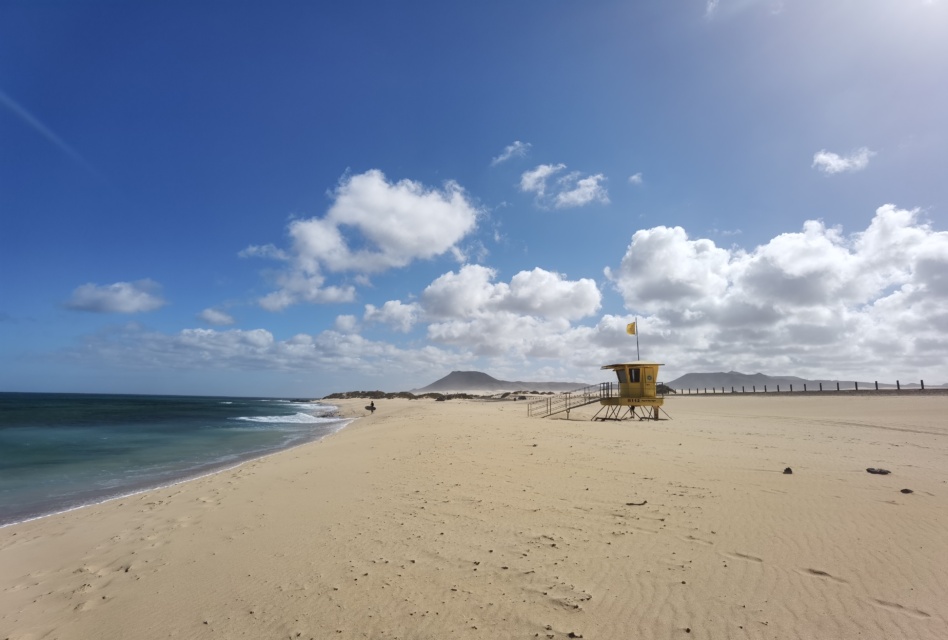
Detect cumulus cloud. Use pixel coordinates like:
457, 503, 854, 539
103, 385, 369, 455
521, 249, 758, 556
491, 140, 531, 166
422, 265, 600, 321
604, 204, 948, 380
628, 172, 644, 185
520, 164, 609, 208
198, 308, 235, 326
554, 173, 609, 208
244, 170, 480, 310
65, 280, 166, 313
364, 300, 421, 333
58, 204, 948, 389
519, 164, 565, 197
418, 265, 602, 357
334, 315, 359, 333
812, 147, 876, 174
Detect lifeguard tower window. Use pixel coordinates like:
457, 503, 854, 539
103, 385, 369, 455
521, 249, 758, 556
629, 368, 641, 382
616, 369, 627, 383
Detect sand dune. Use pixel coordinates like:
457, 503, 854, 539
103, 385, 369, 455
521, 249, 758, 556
2, 395, 946, 639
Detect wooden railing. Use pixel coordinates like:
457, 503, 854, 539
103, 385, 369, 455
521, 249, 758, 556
527, 382, 616, 418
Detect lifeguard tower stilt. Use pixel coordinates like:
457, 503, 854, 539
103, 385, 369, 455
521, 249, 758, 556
593, 361, 665, 421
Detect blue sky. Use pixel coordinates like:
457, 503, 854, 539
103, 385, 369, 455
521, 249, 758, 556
2, 0, 947, 397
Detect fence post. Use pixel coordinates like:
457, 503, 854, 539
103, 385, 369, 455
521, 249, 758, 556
804, 383, 807, 391
753, 385, 756, 392
777, 385, 780, 392
921, 380, 925, 390
855, 381, 859, 391
897, 380, 900, 390
837, 382, 840, 391
742, 386, 745, 393
875, 381, 878, 391
819, 382, 823, 391
764, 385, 767, 393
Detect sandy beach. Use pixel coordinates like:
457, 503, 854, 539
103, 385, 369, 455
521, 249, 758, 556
2, 394, 947, 639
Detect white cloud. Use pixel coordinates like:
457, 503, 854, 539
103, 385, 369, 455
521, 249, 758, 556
334, 315, 359, 333
555, 173, 609, 208
65, 280, 166, 314
419, 265, 602, 357
422, 265, 600, 322
491, 140, 531, 166
245, 169, 480, 310
63, 324, 468, 389
628, 172, 643, 185
58, 205, 948, 390
519, 163, 565, 197
504, 268, 602, 320
520, 164, 609, 209
238, 244, 288, 260
604, 204, 948, 381
812, 147, 876, 174
198, 308, 235, 326
364, 300, 421, 332
604, 226, 731, 307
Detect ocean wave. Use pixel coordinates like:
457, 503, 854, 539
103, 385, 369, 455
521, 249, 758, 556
232, 412, 338, 424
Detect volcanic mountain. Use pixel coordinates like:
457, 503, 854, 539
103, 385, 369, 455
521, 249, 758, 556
414, 371, 588, 393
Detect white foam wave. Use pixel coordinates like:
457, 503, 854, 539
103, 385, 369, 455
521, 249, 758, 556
233, 412, 336, 424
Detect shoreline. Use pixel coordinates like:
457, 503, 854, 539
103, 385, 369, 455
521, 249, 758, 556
2, 395, 946, 639
0, 408, 355, 530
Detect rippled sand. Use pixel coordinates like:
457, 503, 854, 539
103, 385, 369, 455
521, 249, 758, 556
2, 394, 946, 639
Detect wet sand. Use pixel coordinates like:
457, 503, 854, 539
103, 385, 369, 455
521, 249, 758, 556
2, 395, 947, 639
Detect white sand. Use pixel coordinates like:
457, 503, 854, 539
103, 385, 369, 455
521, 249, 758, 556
2, 394, 947, 639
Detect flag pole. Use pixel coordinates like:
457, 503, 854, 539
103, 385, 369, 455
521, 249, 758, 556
635, 316, 640, 360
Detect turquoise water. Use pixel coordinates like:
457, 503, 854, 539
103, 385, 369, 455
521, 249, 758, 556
0, 392, 348, 526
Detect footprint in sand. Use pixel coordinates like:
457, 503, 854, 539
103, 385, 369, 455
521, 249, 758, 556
801, 568, 848, 584
871, 598, 931, 619
725, 552, 763, 563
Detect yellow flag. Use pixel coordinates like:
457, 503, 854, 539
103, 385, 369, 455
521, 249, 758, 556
626, 322, 636, 335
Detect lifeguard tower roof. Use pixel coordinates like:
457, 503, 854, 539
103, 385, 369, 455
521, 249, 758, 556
601, 361, 664, 370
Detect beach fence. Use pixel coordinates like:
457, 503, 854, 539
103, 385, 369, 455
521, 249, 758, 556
671, 380, 938, 395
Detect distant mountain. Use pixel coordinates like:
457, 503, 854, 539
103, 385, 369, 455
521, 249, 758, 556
414, 371, 588, 393
667, 371, 809, 390
665, 371, 944, 391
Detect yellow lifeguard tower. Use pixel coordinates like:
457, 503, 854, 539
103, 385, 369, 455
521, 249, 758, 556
593, 361, 665, 421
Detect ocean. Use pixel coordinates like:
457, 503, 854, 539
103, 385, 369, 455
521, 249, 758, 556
0, 392, 349, 527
